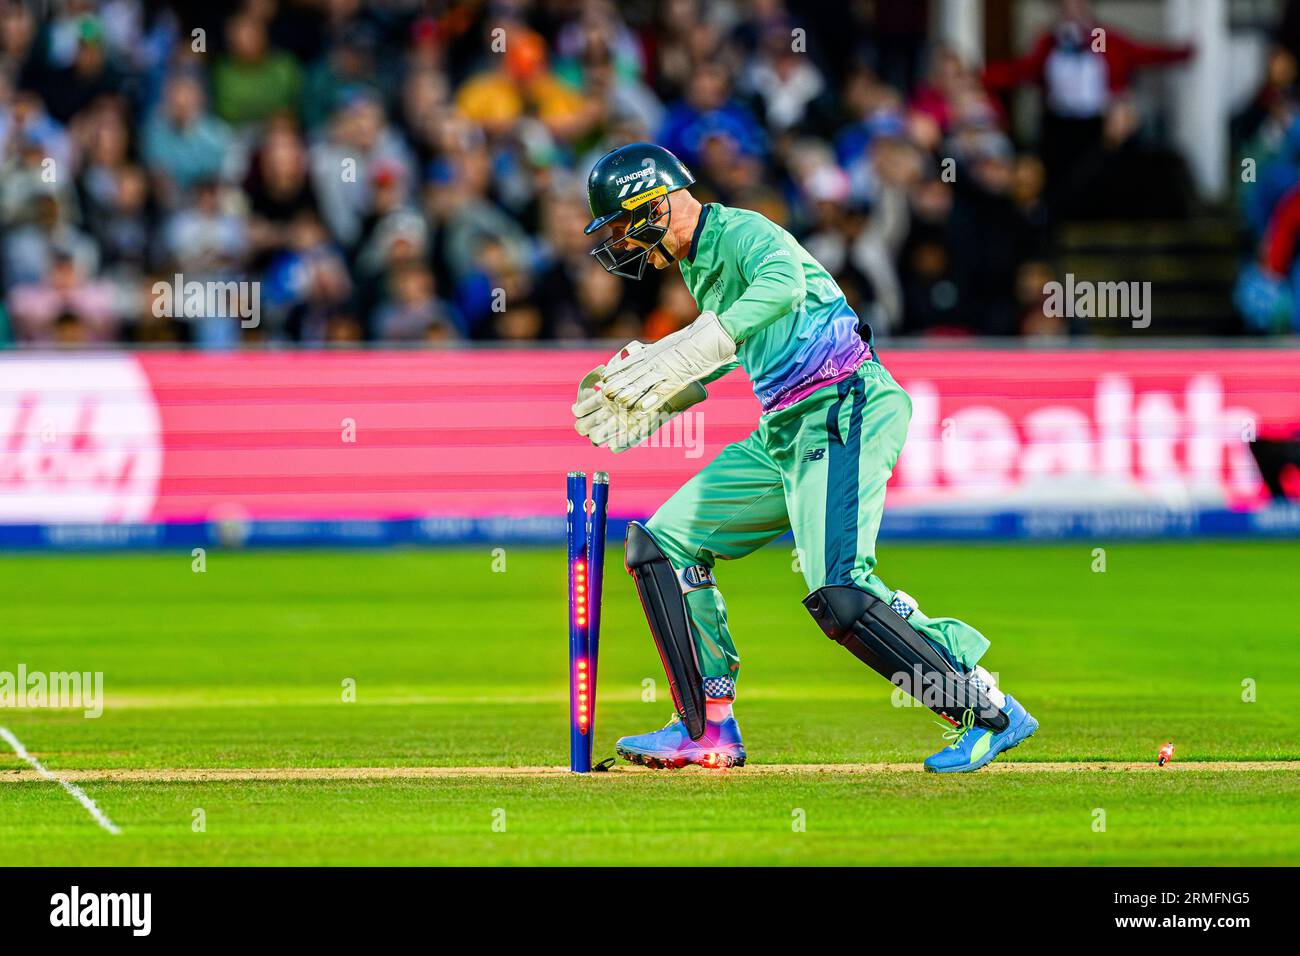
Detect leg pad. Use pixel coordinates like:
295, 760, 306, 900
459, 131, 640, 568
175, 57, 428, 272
804, 585, 1008, 732
626, 522, 708, 739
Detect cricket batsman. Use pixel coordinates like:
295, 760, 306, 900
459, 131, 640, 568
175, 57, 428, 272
572, 143, 1039, 772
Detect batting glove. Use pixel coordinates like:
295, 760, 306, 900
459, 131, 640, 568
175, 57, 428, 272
599, 312, 735, 414
573, 364, 706, 454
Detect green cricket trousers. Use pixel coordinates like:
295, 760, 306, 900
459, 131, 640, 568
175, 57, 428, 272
646, 361, 991, 695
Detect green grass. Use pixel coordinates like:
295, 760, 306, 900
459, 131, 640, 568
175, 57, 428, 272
1, 540, 1297, 865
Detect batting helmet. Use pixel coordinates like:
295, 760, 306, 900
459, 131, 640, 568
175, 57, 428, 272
585, 142, 695, 279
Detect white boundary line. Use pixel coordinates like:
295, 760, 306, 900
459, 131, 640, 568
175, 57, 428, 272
0, 726, 121, 835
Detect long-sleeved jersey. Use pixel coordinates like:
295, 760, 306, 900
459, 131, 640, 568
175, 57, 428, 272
677, 203, 872, 413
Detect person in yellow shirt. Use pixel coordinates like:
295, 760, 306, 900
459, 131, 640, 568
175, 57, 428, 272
454, 30, 593, 140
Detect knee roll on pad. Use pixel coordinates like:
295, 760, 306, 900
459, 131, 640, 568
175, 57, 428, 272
625, 522, 708, 740
803, 585, 1008, 732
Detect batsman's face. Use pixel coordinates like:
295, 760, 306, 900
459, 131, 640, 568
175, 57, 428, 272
608, 218, 671, 269
589, 195, 672, 279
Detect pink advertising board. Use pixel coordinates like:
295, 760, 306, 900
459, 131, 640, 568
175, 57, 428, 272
1, 349, 1297, 525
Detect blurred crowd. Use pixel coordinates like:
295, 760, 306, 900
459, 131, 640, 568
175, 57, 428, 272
1235, 0, 1300, 335
0, 0, 1198, 348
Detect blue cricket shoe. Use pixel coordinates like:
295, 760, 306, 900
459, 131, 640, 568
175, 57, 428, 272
616, 713, 746, 769
924, 695, 1039, 773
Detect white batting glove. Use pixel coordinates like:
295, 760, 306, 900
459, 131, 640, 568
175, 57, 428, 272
573, 363, 706, 454
600, 312, 735, 415
573, 364, 608, 433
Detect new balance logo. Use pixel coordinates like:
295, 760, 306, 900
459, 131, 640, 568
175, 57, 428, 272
678, 565, 716, 592
801, 448, 826, 463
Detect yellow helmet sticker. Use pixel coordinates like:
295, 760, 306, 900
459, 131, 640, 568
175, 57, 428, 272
621, 184, 667, 211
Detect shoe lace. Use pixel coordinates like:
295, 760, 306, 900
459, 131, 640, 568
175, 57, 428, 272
938, 708, 976, 749
663, 712, 682, 729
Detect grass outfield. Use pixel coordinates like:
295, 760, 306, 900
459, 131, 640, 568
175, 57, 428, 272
0, 540, 1297, 865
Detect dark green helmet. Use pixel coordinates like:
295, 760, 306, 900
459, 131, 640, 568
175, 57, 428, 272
585, 142, 695, 279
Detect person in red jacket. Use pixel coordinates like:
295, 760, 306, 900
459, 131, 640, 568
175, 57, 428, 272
983, 0, 1192, 208
1238, 180, 1300, 333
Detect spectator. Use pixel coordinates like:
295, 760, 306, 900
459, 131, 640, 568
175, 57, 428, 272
81, 155, 153, 276
454, 27, 590, 142
39, 15, 120, 123
909, 46, 972, 135
310, 91, 414, 248
142, 72, 231, 200
801, 164, 902, 337
834, 69, 907, 204
947, 133, 1028, 336
158, 178, 248, 346
1232, 45, 1297, 154
8, 250, 117, 343
565, 35, 663, 137
982, 0, 1192, 211
424, 149, 529, 311
573, 258, 638, 340
1018, 260, 1067, 337
212, 11, 302, 127
263, 210, 352, 343
653, 0, 724, 103
244, 121, 320, 266
4, 193, 98, 287
0, 2, 38, 80
535, 191, 614, 338
1242, 112, 1300, 242
741, 24, 827, 134
373, 261, 456, 342
0, 88, 73, 207
642, 277, 697, 340
301, 21, 384, 132
659, 62, 765, 167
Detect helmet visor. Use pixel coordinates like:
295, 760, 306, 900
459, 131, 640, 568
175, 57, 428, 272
589, 197, 670, 280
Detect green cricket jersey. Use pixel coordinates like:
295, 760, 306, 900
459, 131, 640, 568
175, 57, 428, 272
677, 203, 873, 412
